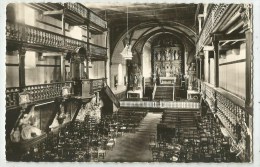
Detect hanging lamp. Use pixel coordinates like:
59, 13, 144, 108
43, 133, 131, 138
120, 6, 133, 60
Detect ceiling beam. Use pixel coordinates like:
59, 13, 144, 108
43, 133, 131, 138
43, 9, 63, 15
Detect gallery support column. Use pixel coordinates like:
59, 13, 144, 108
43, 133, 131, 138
212, 38, 219, 88
61, 10, 66, 82
18, 48, 26, 91
245, 30, 252, 108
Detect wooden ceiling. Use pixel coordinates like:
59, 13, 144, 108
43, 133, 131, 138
86, 3, 198, 28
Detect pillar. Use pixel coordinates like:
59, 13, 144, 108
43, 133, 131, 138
18, 48, 26, 91
213, 39, 219, 87
245, 29, 252, 108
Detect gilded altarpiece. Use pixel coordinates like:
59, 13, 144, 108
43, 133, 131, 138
152, 46, 183, 85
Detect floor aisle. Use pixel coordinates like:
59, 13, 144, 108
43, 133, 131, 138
103, 112, 162, 162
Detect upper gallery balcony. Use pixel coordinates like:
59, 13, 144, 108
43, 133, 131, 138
26, 3, 107, 34
6, 22, 107, 59
196, 4, 232, 55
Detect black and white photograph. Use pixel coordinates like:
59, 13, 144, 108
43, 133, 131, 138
2, 0, 259, 164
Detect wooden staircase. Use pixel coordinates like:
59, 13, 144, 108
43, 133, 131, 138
154, 86, 173, 101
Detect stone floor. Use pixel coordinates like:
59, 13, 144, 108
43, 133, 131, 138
102, 112, 162, 162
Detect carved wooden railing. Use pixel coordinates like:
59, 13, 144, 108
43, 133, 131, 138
196, 4, 230, 55
91, 78, 106, 93
6, 22, 106, 57
6, 87, 20, 109
6, 82, 73, 109
199, 80, 251, 161
120, 101, 200, 109
64, 36, 86, 50
64, 3, 107, 30
65, 3, 89, 19
89, 10, 107, 29
89, 43, 107, 58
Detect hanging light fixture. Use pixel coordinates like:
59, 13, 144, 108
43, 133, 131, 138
120, 6, 133, 60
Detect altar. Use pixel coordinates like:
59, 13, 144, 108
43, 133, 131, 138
159, 77, 176, 85
127, 89, 143, 99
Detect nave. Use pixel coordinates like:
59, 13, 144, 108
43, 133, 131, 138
5, 3, 253, 163
16, 108, 240, 162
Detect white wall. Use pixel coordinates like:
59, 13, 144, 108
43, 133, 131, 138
219, 43, 246, 98
142, 42, 152, 79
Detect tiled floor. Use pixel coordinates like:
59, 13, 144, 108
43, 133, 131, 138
102, 112, 162, 162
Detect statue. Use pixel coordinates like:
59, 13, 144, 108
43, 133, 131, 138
173, 50, 176, 60
15, 106, 42, 141
157, 51, 161, 61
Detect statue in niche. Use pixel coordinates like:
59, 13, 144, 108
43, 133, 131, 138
166, 49, 171, 61
168, 49, 173, 60
161, 67, 166, 77
175, 50, 179, 60
172, 50, 176, 60
157, 51, 161, 61
129, 63, 141, 91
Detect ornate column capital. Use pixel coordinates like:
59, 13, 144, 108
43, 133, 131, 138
240, 4, 253, 32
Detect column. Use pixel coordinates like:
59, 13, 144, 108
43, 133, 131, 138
213, 40, 219, 87
61, 54, 65, 82
61, 10, 66, 82
199, 53, 204, 80
18, 48, 26, 91
240, 4, 252, 109
245, 30, 252, 108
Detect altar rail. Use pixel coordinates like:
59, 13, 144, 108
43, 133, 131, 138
6, 22, 107, 58
120, 101, 200, 109
196, 4, 230, 55
6, 82, 73, 109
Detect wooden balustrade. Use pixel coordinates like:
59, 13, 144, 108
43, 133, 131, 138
89, 11, 107, 29
65, 3, 89, 19
91, 78, 106, 92
64, 3, 107, 29
6, 22, 107, 57
6, 82, 73, 109
6, 87, 20, 109
89, 43, 107, 58
199, 80, 250, 160
196, 4, 230, 55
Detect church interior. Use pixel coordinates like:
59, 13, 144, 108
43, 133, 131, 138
5, 3, 253, 162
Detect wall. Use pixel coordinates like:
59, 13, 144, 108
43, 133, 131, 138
6, 52, 61, 87
89, 61, 105, 79
110, 39, 127, 94
6, 52, 19, 87
142, 42, 152, 80
219, 43, 246, 98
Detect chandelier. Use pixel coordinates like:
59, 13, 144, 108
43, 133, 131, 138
120, 6, 133, 60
